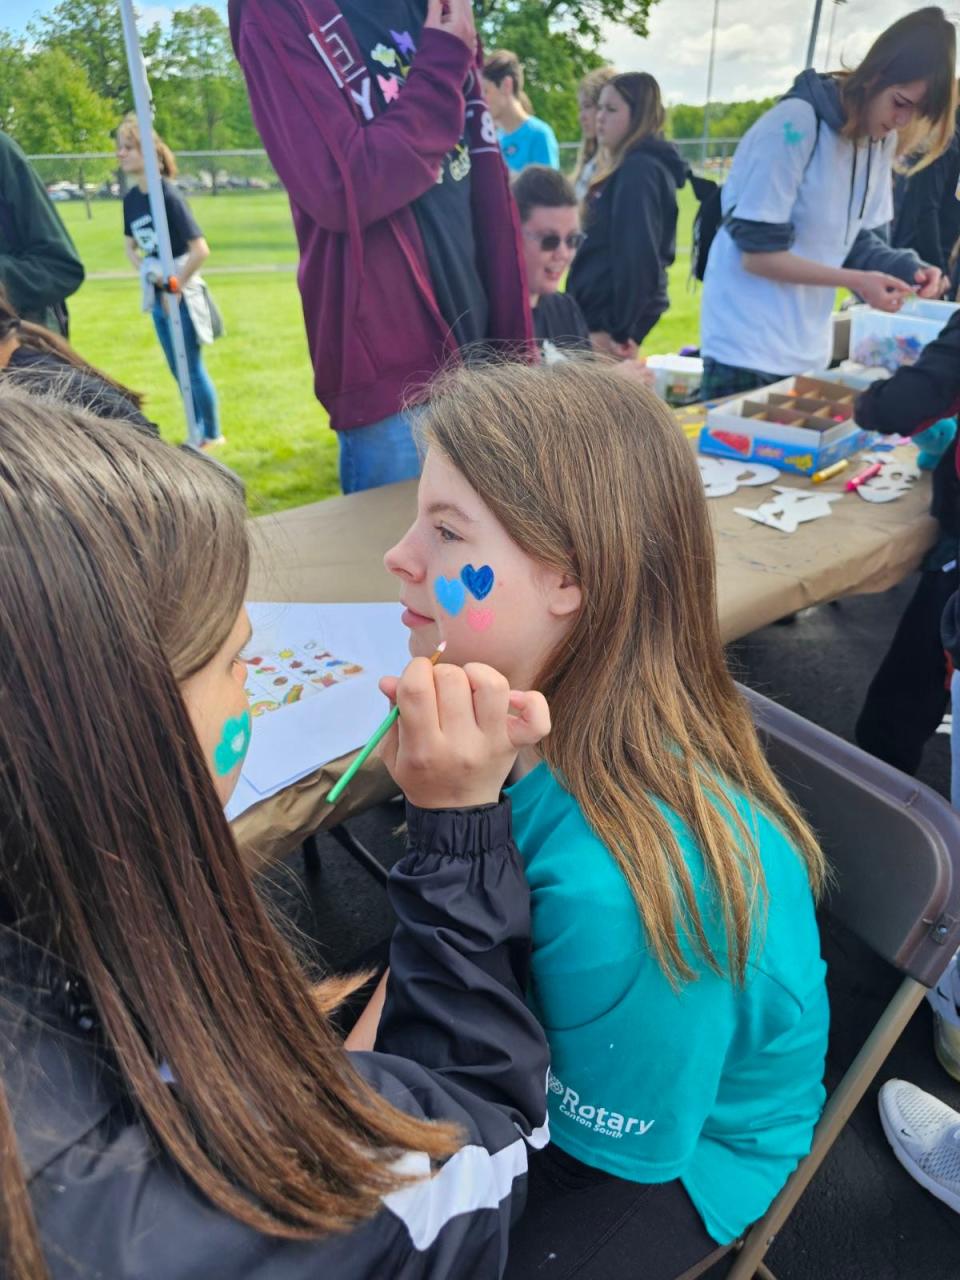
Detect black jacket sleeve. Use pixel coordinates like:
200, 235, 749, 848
855, 308, 960, 435
608, 154, 668, 344
376, 801, 548, 1130
0, 132, 84, 320
11, 800, 548, 1279
843, 227, 923, 282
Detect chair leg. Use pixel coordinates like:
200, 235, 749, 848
328, 822, 389, 888
726, 975, 928, 1279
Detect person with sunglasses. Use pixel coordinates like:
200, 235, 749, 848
512, 166, 590, 361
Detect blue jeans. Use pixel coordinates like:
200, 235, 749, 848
337, 411, 422, 494
152, 300, 221, 442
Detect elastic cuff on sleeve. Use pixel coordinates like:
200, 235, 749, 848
405, 800, 513, 858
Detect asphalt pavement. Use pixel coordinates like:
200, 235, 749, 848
260, 575, 960, 1280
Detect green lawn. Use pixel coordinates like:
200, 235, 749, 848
58, 188, 702, 513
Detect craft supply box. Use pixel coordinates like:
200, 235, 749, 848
848, 298, 960, 373
699, 374, 874, 475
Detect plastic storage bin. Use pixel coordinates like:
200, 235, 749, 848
646, 354, 703, 406
848, 298, 960, 372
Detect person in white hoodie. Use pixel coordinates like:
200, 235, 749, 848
700, 7, 957, 402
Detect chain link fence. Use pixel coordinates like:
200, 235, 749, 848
30, 140, 738, 205
558, 138, 737, 179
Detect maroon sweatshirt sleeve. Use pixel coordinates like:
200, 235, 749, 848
235, 9, 473, 233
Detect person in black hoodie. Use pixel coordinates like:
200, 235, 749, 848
567, 72, 687, 359
891, 102, 960, 284
0, 388, 551, 1280
853, 312, 960, 777
0, 129, 84, 336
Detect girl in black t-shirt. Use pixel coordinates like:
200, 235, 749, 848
117, 116, 224, 448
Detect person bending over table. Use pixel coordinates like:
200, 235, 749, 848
699, 7, 956, 402
378, 359, 829, 1279
0, 386, 552, 1280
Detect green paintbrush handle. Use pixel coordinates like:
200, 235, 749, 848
325, 703, 400, 805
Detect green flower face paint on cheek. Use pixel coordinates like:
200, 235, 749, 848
213, 710, 252, 776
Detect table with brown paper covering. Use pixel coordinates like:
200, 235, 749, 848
232, 448, 937, 872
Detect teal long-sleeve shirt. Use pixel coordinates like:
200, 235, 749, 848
505, 762, 829, 1245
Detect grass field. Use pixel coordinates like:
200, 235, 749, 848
58, 188, 701, 513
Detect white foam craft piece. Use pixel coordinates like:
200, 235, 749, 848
734, 486, 843, 534
698, 457, 781, 499
855, 454, 921, 504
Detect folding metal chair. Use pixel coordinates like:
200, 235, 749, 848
717, 683, 960, 1279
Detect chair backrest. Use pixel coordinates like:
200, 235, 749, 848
740, 683, 960, 987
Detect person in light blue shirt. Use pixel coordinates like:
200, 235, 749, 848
383, 358, 829, 1279
482, 49, 560, 172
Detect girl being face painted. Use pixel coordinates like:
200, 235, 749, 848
385, 447, 582, 692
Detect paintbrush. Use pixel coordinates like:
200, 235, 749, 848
325, 641, 447, 806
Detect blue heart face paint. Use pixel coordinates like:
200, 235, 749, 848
460, 563, 495, 600
434, 575, 466, 616
213, 709, 252, 776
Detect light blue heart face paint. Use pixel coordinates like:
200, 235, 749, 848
460, 563, 495, 600
434, 575, 466, 616
213, 709, 252, 776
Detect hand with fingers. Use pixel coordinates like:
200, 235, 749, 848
423, 0, 477, 51
378, 659, 550, 810
855, 270, 914, 313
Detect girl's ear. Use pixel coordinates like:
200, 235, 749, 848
547, 571, 582, 620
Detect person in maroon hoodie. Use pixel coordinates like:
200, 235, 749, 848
229, 0, 534, 493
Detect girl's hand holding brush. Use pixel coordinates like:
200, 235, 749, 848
378, 659, 550, 810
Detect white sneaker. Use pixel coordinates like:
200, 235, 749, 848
878, 1079, 960, 1214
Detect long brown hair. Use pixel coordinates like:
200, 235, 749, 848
421, 360, 826, 986
0, 286, 144, 408
117, 111, 179, 178
839, 6, 957, 172
573, 65, 618, 186
589, 72, 665, 193
0, 391, 458, 1280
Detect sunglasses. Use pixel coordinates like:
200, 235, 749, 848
522, 230, 586, 252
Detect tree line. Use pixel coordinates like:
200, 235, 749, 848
0, 0, 772, 174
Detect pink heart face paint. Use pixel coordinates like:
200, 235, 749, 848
466, 607, 494, 632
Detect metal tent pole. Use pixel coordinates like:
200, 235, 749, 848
118, 0, 201, 446
805, 0, 826, 68
700, 0, 721, 170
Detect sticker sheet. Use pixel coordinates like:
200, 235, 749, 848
225, 602, 411, 820
244, 644, 364, 717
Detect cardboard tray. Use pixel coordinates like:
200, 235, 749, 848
699, 374, 872, 475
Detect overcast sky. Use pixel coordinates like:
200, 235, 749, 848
600, 0, 954, 103
3, 0, 952, 105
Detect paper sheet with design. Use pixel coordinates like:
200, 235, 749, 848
226, 602, 410, 820
244, 643, 364, 716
